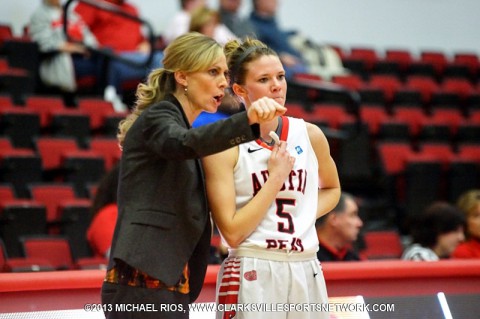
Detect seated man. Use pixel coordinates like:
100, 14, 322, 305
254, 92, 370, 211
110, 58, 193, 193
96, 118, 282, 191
316, 192, 363, 261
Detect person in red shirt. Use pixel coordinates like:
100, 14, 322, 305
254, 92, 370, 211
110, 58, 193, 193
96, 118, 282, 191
87, 163, 119, 258
75, 0, 164, 111
452, 189, 480, 259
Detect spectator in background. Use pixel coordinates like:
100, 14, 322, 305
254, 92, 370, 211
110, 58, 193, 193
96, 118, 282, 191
402, 202, 465, 261
189, 7, 240, 127
248, 0, 308, 79
29, 0, 100, 106
74, 0, 164, 111
452, 189, 480, 259
249, 0, 349, 80
86, 163, 119, 259
188, 6, 238, 46
162, 0, 206, 45
218, 0, 256, 38
315, 192, 363, 262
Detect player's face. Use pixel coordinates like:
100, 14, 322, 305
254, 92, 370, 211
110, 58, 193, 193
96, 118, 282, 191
240, 55, 287, 107
185, 55, 229, 114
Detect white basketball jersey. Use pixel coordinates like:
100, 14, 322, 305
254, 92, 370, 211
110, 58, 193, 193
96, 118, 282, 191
230, 116, 320, 255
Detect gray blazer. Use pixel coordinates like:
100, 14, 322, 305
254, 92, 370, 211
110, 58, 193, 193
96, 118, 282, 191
109, 94, 259, 302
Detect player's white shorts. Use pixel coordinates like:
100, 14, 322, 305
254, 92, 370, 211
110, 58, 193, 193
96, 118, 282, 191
215, 249, 329, 319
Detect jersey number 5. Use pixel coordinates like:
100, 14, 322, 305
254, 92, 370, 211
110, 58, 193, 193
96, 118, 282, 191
276, 198, 295, 234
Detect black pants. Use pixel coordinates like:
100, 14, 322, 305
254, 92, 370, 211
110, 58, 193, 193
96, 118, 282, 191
101, 282, 189, 319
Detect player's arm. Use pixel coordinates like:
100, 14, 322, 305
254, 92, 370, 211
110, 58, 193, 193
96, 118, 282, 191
306, 122, 341, 218
203, 142, 294, 248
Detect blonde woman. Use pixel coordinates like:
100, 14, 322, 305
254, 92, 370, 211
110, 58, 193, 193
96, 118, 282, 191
102, 32, 286, 319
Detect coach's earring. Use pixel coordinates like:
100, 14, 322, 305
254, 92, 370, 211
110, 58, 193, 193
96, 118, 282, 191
184, 86, 188, 96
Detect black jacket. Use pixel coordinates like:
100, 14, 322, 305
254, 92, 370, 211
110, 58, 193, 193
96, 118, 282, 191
109, 94, 259, 302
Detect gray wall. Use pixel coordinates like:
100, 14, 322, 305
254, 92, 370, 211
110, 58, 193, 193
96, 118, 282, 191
2, 0, 479, 56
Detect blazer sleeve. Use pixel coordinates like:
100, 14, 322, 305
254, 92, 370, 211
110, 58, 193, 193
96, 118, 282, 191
143, 101, 259, 160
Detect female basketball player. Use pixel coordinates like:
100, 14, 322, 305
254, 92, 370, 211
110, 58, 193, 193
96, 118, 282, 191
203, 37, 341, 319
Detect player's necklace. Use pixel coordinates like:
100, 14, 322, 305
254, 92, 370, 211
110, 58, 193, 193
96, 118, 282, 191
259, 117, 283, 146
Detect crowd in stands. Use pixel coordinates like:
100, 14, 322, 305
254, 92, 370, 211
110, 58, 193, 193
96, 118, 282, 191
0, 0, 480, 272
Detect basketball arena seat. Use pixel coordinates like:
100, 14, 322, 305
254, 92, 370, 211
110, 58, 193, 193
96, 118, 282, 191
453, 52, 480, 81
416, 120, 452, 144
361, 230, 404, 260
416, 141, 457, 169
33, 137, 106, 196
0, 238, 53, 272
57, 199, 94, 260
367, 74, 403, 105
0, 106, 41, 148
0, 37, 36, 104
62, 150, 106, 198
391, 104, 430, 137
0, 95, 14, 108
376, 141, 415, 176
23, 95, 66, 129
0, 148, 42, 197
455, 122, 480, 145
20, 235, 75, 270
428, 107, 466, 135
391, 87, 424, 109
88, 137, 122, 171
335, 120, 374, 187
309, 103, 354, 129
102, 111, 129, 137
49, 109, 92, 147
77, 98, 116, 133
470, 109, 480, 124
447, 159, 480, 202
440, 77, 476, 105
376, 119, 411, 142
404, 75, 440, 106
331, 74, 365, 91
371, 55, 403, 78
284, 102, 310, 119
384, 49, 414, 75
28, 183, 78, 225
457, 144, 480, 163
404, 153, 444, 218
34, 136, 80, 170
19, 235, 106, 270
0, 199, 48, 257
0, 183, 15, 203
0, 23, 13, 50
25, 95, 95, 146
419, 51, 449, 79
443, 63, 473, 82
342, 47, 379, 77
359, 103, 392, 136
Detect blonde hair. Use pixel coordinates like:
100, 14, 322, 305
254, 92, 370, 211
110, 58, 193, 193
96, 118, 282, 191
224, 37, 277, 86
457, 189, 480, 216
189, 7, 218, 34
117, 32, 223, 146
456, 189, 480, 239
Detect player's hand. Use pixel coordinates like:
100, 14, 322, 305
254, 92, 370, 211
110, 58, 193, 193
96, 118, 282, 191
247, 97, 287, 124
267, 141, 295, 184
